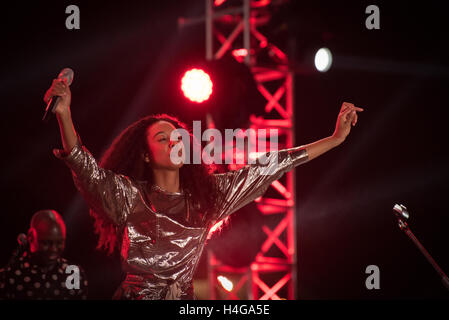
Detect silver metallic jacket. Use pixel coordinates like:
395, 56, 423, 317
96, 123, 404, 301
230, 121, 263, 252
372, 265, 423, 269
55, 141, 308, 300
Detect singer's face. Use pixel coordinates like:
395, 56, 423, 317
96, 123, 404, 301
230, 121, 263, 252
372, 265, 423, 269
146, 121, 185, 170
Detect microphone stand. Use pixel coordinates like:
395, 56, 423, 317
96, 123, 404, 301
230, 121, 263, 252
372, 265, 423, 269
393, 204, 449, 291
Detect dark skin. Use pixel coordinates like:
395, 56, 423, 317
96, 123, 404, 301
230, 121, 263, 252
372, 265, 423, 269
27, 210, 66, 271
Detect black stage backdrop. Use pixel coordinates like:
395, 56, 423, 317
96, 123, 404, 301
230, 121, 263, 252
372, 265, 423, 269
0, 0, 448, 304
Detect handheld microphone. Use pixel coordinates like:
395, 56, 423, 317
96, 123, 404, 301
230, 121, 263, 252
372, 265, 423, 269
42, 68, 74, 122
7, 233, 29, 267
17, 233, 28, 249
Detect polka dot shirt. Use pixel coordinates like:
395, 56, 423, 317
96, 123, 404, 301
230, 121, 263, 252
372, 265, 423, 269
0, 252, 88, 300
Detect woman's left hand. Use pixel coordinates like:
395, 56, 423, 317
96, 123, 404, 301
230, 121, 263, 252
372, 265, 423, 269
332, 102, 364, 143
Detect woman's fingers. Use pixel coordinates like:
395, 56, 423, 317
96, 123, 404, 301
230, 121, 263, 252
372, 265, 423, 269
53, 79, 68, 95
341, 109, 358, 126
341, 107, 354, 120
340, 104, 363, 127
341, 106, 364, 114
352, 111, 358, 126
44, 79, 68, 103
50, 88, 65, 96
341, 102, 364, 113
348, 110, 356, 124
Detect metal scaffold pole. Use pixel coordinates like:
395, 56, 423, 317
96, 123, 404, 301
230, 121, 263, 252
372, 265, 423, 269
204, 0, 297, 300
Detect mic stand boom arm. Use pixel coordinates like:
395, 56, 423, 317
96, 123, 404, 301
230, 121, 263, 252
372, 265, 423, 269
394, 204, 449, 291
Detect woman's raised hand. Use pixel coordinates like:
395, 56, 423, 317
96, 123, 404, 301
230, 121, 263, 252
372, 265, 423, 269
44, 78, 78, 153
43, 78, 71, 117
332, 102, 364, 143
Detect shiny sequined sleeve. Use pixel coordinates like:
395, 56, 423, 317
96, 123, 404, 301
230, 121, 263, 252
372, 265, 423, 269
54, 142, 138, 226
212, 146, 309, 223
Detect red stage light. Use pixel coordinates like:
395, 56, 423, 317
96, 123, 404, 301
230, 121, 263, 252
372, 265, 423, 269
214, 0, 226, 6
232, 48, 248, 57
217, 275, 233, 292
231, 48, 248, 63
181, 68, 213, 103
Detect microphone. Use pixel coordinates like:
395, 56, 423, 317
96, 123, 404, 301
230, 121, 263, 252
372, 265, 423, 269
17, 233, 28, 249
393, 203, 409, 220
42, 68, 74, 122
15, 233, 28, 257
7, 233, 29, 267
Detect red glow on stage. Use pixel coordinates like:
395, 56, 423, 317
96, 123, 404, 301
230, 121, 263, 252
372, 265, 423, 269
181, 68, 213, 103
214, 0, 226, 6
217, 275, 233, 292
232, 48, 248, 57
252, 0, 271, 7
207, 217, 230, 239
209, 220, 224, 235
232, 48, 248, 63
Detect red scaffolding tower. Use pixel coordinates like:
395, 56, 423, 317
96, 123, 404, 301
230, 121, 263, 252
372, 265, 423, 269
203, 0, 297, 300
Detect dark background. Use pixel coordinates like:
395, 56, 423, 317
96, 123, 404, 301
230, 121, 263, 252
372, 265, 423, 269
0, 0, 448, 300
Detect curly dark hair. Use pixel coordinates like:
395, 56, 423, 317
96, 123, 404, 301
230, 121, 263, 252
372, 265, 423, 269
90, 114, 220, 255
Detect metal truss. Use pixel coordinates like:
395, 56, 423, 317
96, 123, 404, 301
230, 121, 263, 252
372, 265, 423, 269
204, 0, 297, 300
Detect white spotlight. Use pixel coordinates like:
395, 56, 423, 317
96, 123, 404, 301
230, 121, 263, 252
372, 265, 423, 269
314, 48, 333, 72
